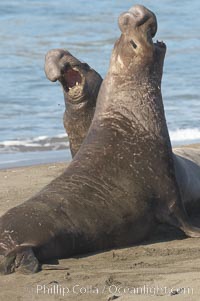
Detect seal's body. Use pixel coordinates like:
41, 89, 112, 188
0, 5, 200, 275
48, 53, 200, 214
173, 147, 200, 212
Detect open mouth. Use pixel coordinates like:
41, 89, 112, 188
129, 37, 166, 51
62, 67, 83, 93
154, 40, 166, 49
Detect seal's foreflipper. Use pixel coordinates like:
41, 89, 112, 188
174, 212, 200, 238
15, 248, 40, 274
0, 253, 16, 275
156, 200, 200, 238
0, 247, 40, 275
181, 225, 200, 238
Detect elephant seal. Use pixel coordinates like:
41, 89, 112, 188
44, 49, 102, 157
46, 54, 200, 215
0, 4, 200, 275
173, 147, 200, 213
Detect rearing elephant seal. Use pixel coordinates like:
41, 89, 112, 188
45, 54, 200, 214
0, 5, 200, 275
45, 49, 102, 157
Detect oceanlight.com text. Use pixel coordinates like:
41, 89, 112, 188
26, 284, 194, 296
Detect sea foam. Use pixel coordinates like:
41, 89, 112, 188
169, 128, 200, 143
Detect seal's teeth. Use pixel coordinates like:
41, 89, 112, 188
76, 82, 79, 86
156, 40, 165, 46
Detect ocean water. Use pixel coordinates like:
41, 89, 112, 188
0, 0, 199, 168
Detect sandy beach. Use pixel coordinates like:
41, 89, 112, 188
0, 157, 200, 301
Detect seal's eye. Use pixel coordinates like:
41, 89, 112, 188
130, 40, 137, 49
62, 68, 82, 92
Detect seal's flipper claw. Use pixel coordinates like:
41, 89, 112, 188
0, 254, 16, 275
15, 248, 40, 274
0, 247, 40, 275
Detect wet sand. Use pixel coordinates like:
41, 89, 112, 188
0, 155, 200, 301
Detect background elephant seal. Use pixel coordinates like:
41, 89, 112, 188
0, 4, 200, 275
173, 147, 200, 214
48, 55, 200, 216
44, 49, 102, 157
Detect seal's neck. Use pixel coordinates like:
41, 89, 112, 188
96, 67, 164, 131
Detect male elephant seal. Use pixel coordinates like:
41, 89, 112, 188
45, 49, 102, 157
45, 56, 200, 214
173, 147, 200, 213
0, 4, 200, 275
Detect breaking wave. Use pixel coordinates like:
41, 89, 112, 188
169, 128, 200, 143
1, 128, 200, 154
0, 133, 69, 153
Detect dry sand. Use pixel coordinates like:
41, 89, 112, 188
0, 161, 200, 301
